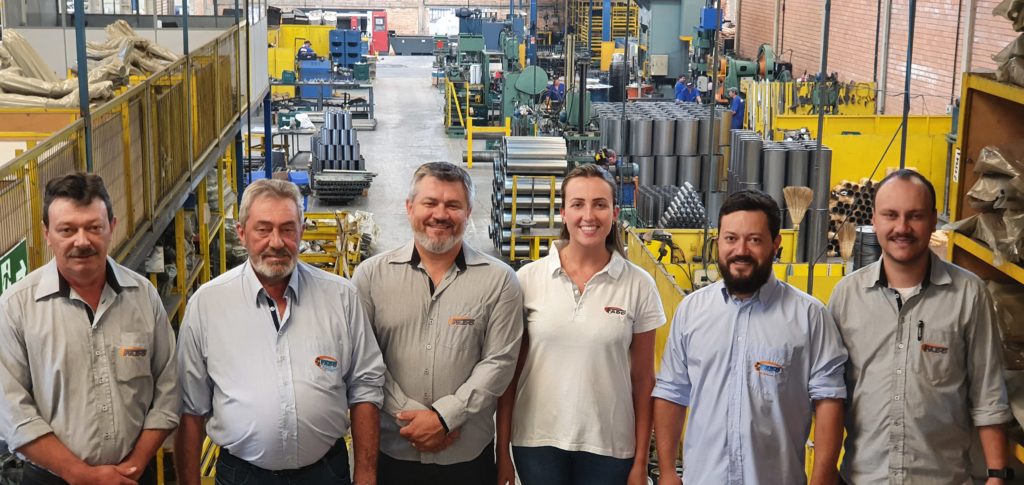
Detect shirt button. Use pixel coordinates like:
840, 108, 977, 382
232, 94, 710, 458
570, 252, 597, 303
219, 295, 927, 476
424, 369, 430, 375
94, 350, 103, 356
426, 344, 432, 350
894, 395, 901, 401
896, 369, 903, 375
897, 343, 905, 350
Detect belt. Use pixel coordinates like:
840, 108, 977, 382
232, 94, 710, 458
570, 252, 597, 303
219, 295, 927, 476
219, 439, 347, 477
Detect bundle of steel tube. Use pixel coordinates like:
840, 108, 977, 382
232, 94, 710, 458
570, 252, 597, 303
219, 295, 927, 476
827, 178, 878, 257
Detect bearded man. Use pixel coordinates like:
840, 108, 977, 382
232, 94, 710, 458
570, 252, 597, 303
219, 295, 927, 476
175, 179, 386, 485
352, 162, 523, 485
651, 190, 848, 485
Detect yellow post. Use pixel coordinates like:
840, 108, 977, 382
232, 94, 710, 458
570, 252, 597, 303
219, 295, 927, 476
197, 179, 211, 284
505, 117, 511, 137
467, 116, 474, 169
120, 104, 136, 234
174, 208, 187, 324
217, 153, 228, 274
445, 80, 452, 128
510, 175, 518, 262
25, 155, 44, 270
156, 448, 165, 485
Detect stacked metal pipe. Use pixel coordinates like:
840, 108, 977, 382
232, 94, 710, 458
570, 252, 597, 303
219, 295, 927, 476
311, 108, 364, 171
489, 136, 568, 258
827, 178, 878, 257
635, 183, 706, 229
725, 130, 832, 263
594, 101, 731, 191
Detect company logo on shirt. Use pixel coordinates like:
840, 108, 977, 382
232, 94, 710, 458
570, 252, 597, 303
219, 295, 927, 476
315, 355, 339, 372
449, 316, 475, 326
119, 346, 147, 357
921, 344, 949, 354
754, 361, 784, 377
604, 306, 627, 316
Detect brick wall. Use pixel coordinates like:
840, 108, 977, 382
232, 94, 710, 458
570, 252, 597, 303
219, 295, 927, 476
269, 0, 562, 35
736, 0, 1019, 114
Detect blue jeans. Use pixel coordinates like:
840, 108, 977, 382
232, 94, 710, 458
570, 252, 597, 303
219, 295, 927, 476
214, 441, 351, 485
512, 446, 633, 485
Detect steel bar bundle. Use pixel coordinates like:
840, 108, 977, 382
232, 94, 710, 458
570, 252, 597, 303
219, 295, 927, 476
635, 184, 706, 229
489, 136, 569, 259
827, 178, 878, 258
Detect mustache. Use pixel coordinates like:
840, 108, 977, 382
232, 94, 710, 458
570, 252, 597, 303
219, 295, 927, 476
889, 233, 917, 240
728, 256, 755, 265
67, 247, 98, 258
425, 219, 454, 228
260, 248, 293, 258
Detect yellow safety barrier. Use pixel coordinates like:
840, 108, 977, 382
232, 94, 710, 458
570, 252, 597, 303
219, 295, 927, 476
465, 116, 511, 169
0, 23, 246, 276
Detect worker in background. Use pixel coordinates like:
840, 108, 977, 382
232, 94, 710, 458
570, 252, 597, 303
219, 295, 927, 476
297, 40, 317, 60
728, 87, 745, 129
828, 169, 1013, 484
0, 173, 179, 485
598, 148, 635, 208
175, 179, 385, 485
652, 190, 847, 485
496, 164, 665, 485
352, 162, 523, 485
674, 75, 700, 103
543, 77, 566, 105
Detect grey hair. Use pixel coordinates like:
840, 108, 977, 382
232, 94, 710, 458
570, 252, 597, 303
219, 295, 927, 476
238, 179, 304, 227
407, 162, 475, 209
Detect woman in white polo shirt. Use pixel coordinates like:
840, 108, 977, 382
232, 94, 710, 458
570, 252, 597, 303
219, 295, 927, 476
496, 164, 666, 485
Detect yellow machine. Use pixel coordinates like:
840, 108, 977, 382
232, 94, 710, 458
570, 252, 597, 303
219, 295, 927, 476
300, 211, 371, 278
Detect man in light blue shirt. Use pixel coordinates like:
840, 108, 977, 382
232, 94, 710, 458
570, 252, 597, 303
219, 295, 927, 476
175, 179, 385, 485
652, 190, 847, 485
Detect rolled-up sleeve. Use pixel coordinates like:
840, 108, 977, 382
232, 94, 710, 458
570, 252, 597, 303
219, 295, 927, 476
144, 285, 180, 429
807, 303, 848, 401
432, 271, 523, 431
652, 299, 692, 406
967, 283, 1012, 426
0, 300, 52, 451
177, 300, 213, 417
342, 287, 385, 407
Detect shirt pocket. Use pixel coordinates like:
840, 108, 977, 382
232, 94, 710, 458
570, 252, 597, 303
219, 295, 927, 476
307, 339, 344, 390
115, 332, 152, 382
747, 343, 791, 402
437, 308, 487, 351
917, 329, 962, 387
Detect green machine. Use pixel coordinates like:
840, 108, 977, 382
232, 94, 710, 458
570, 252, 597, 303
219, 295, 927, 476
444, 34, 489, 136
496, 27, 550, 134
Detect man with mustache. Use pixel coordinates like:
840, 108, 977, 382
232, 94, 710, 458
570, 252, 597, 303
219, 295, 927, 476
0, 173, 179, 485
828, 169, 1012, 484
652, 190, 848, 485
352, 162, 523, 485
175, 179, 386, 485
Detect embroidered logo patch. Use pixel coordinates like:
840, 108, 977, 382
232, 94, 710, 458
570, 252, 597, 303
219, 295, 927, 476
315, 355, 339, 371
604, 306, 626, 315
921, 344, 948, 354
449, 316, 475, 326
754, 361, 784, 377
119, 346, 147, 357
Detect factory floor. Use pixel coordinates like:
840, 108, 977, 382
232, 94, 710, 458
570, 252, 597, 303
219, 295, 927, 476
260, 55, 499, 257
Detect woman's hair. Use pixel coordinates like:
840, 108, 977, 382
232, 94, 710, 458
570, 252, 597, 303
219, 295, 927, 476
559, 164, 625, 256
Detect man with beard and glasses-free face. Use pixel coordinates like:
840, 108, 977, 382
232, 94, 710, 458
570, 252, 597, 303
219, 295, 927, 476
352, 162, 523, 485
175, 179, 386, 485
651, 190, 848, 485
828, 170, 1012, 484
0, 173, 178, 485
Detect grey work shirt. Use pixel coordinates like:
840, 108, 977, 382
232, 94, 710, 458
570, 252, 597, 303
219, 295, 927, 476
352, 241, 523, 465
828, 253, 1011, 485
177, 260, 386, 471
0, 258, 179, 465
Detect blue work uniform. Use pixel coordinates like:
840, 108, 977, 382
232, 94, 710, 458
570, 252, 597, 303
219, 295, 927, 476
675, 82, 698, 102
546, 83, 566, 102
615, 161, 635, 206
730, 95, 745, 129
297, 46, 317, 60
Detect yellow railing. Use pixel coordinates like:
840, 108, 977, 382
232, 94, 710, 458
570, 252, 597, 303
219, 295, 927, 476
0, 23, 247, 272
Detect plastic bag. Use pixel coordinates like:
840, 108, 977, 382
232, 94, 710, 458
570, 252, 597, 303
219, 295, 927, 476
975, 141, 1024, 197
989, 280, 1024, 369
968, 174, 1024, 210
945, 212, 1018, 264
993, 0, 1024, 31
994, 34, 1024, 86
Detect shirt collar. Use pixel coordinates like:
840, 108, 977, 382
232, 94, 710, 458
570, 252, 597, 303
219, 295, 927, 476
35, 257, 137, 301
242, 259, 301, 306
547, 241, 626, 280
718, 273, 782, 306
866, 252, 950, 290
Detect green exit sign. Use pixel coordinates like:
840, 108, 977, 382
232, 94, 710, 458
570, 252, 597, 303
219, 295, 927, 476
0, 239, 29, 294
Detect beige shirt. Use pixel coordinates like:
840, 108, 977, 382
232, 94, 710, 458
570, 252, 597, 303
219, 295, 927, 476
828, 253, 1011, 485
352, 241, 523, 465
0, 258, 179, 466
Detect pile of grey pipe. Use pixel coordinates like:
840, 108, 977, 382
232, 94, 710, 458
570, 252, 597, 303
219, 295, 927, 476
311, 108, 365, 171
636, 182, 706, 229
725, 130, 833, 264
489, 136, 568, 259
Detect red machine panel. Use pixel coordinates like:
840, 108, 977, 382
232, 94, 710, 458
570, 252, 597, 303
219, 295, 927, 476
371, 10, 388, 54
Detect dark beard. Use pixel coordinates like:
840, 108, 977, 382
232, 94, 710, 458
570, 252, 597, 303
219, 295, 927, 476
720, 256, 773, 295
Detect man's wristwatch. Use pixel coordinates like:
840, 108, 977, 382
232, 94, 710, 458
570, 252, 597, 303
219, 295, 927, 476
988, 468, 1015, 480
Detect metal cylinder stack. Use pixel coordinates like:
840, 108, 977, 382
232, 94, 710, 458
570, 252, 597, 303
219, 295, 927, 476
311, 108, 365, 171
827, 178, 878, 257
489, 136, 568, 258
635, 183, 707, 229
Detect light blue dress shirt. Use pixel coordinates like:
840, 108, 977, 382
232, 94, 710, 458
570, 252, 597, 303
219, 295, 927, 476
177, 261, 385, 470
652, 275, 847, 485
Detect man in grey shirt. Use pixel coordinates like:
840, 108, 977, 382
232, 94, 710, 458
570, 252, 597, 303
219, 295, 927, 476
0, 173, 179, 485
352, 162, 523, 485
175, 179, 386, 485
829, 169, 1012, 484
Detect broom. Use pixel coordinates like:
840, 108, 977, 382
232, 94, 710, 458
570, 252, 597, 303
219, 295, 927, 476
783, 186, 814, 231
838, 222, 857, 269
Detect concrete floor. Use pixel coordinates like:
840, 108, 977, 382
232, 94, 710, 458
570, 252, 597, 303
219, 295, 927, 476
296, 56, 497, 257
